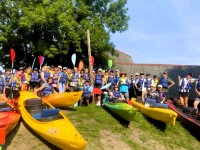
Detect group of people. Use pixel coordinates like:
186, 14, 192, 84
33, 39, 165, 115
0, 65, 199, 109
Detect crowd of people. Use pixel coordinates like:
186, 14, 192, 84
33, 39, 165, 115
0, 65, 199, 109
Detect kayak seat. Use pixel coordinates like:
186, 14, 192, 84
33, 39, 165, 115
32, 108, 60, 121
0, 107, 12, 112
26, 98, 42, 106
0, 102, 9, 108
145, 98, 168, 109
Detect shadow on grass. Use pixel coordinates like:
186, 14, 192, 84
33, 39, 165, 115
2, 118, 21, 150
180, 122, 200, 141
142, 115, 167, 132
59, 106, 77, 111
102, 107, 130, 128
22, 120, 61, 150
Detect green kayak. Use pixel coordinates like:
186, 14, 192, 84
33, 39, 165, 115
103, 97, 137, 121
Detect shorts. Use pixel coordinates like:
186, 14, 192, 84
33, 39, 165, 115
94, 83, 102, 88
180, 92, 189, 98
82, 96, 93, 104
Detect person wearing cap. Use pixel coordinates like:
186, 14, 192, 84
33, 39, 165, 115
80, 80, 93, 106
5, 69, 12, 97
117, 72, 130, 100
94, 68, 104, 88
158, 72, 175, 100
178, 73, 193, 107
194, 72, 200, 109
134, 72, 145, 97
40, 66, 50, 85
142, 83, 158, 102
0, 71, 6, 94
143, 73, 154, 91
57, 67, 68, 93
57, 65, 62, 73
30, 68, 40, 92
107, 70, 116, 91
156, 84, 166, 104
34, 77, 57, 97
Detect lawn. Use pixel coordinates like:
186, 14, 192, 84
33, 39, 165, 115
4, 104, 200, 150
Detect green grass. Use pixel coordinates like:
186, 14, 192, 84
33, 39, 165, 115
63, 104, 199, 150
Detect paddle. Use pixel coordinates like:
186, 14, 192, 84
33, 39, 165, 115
10, 48, 15, 100
108, 60, 113, 69
71, 54, 78, 107
101, 83, 111, 90
31, 57, 36, 69
71, 53, 76, 67
38, 55, 44, 70
78, 60, 84, 71
90, 56, 94, 66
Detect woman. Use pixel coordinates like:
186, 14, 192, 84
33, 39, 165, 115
109, 85, 125, 102
117, 72, 130, 100
9, 72, 21, 99
142, 83, 158, 103
21, 67, 32, 91
34, 77, 57, 97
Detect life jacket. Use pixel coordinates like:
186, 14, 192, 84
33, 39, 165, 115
114, 75, 120, 85
53, 73, 59, 84
10, 76, 20, 88
107, 76, 116, 85
147, 90, 158, 99
59, 72, 68, 84
137, 78, 144, 88
0, 77, 5, 92
158, 91, 165, 99
95, 74, 103, 84
21, 74, 26, 83
41, 84, 54, 96
44, 71, 50, 81
5, 75, 11, 87
144, 78, 152, 89
84, 73, 90, 81
119, 77, 128, 85
31, 72, 39, 82
72, 73, 79, 82
83, 85, 91, 97
112, 91, 121, 98
22, 73, 31, 83
68, 74, 73, 82
179, 78, 191, 92
78, 79, 85, 88
159, 78, 169, 88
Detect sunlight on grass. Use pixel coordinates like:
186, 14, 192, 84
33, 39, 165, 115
63, 105, 199, 150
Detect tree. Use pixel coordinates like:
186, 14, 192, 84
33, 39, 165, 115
0, 0, 129, 69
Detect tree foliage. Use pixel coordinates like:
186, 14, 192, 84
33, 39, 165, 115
0, 0, 129, 69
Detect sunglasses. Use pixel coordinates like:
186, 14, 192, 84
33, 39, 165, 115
114, 87, 118, 88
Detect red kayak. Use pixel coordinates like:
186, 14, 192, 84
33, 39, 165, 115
168, 100, 200, 136
0, 102, 20, 145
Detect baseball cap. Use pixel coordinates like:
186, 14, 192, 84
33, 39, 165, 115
58, 65, 62, 69
63, 67, 67, 70
34, 68, 38, 71
158, 84, 163, 88
116, 70, 119, 72
51, 65, 54, 68
19, 67, 24, 70
135, 73, 139, 76
98, 68, 102, 72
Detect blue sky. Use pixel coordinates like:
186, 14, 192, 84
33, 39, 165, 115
110, 0, 200, 65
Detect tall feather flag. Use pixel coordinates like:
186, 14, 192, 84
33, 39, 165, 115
108, 60, 113, 69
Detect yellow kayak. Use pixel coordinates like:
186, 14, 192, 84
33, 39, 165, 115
43, 91, 83, 107
18, 91, 86, 150
131, 98, 177, 126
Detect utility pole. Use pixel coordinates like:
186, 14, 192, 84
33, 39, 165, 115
87, 29, 93, 85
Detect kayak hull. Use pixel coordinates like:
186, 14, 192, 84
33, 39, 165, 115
168, 101, 200, 135
0, 111, 20, 145
103, 98, 137, 121
43, 91, 83, 107
131, 98, 177, 126
18, 91, 86, 150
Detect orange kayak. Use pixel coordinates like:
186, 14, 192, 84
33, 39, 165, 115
43, 91, 83, 107
0, 111, 20, 145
